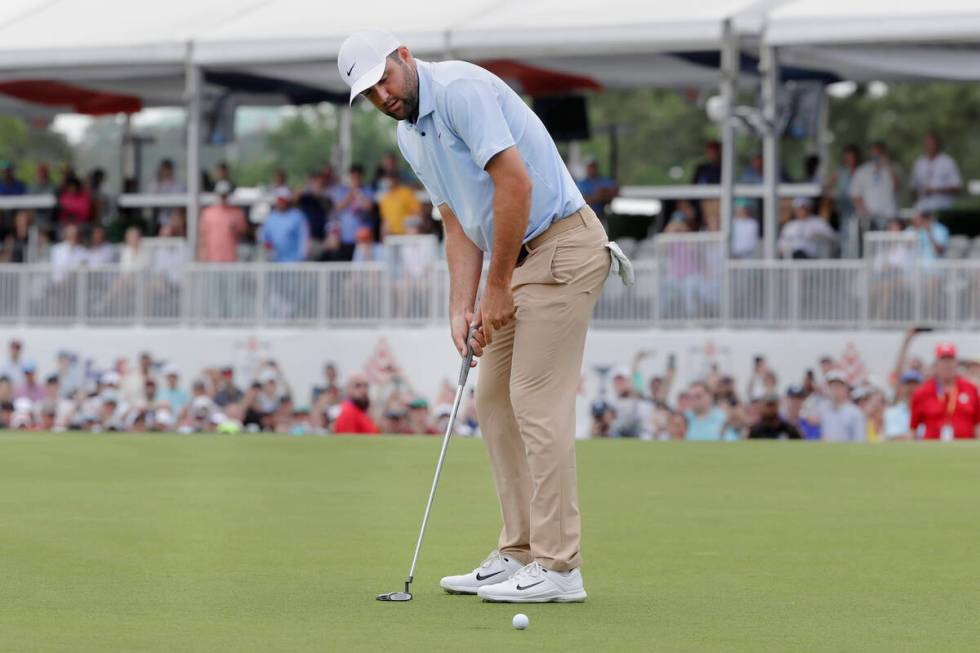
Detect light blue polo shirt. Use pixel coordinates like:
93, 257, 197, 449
396, 60, 584, 253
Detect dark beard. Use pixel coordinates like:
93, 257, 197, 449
352, 397, 370, 412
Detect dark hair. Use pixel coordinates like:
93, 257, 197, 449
349, 164, 365, 175
842, 144, 862, 164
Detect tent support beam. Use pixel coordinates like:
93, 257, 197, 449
719, 18, 737, 249
760, 44, 780, 260
185, 51, 202, 259
337, 105, 353, 175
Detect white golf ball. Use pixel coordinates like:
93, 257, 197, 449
512, 613, 529, 630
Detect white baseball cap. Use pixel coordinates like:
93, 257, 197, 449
338, 29, 400, 104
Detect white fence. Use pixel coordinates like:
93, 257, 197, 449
4, 252, 980, 330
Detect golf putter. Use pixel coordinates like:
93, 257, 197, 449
377, 326, 477, 602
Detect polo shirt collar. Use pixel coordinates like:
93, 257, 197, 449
413, 59, 435, 122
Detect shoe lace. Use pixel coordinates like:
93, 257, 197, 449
477, 549, 503, 570
511, 561, 543, 583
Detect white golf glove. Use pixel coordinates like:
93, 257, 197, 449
605, 241, 634, 287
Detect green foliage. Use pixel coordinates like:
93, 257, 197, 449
0, 116, 73, 183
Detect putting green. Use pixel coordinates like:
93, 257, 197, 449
1, 434, 978, 652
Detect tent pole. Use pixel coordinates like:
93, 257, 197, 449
337, 105, 353, 175
760, 44, 780, 260
719, 18, 737, 250
185, 47, 202, 260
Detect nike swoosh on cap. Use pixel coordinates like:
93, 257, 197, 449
346, 63, 356, 76
475, 570, 504, 581
515, 580, 545, 591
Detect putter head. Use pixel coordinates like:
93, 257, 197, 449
376, 591, 412, 602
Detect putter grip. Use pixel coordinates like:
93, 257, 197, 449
458, 326, 477, 387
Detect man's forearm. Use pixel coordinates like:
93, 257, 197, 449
447, 232, 483, 319
486, 180, 530, 289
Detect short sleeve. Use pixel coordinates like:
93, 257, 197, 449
444, 78, 517, 170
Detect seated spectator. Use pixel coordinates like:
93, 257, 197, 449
120, 226, 149, 271
576, 157, 618, 217
58, 175, 93, 226
818, 372, 865, 442
352, 226, 385, 263
777, 197, 837, 259
906, 211, 948, 260
406, 398, 437, 435
260, 188, 309, 262
0, 339, 25, 388
334, 374, 379, 434
50, 224, 88, 282
331, 164, 375, 261
910, 131, 961, 214
199, 181, 248, 262
730, 199, 759, 259
311, 363, 342, 407
881, 370, 917, 441
14, 362, 45, 402
784, 384, 820, 440
158, 364, 189, 419
854, 385, 886, 442
0, 210, 32, 263
86, 225, 116, 265
589, 400, 615, 438
684, 381, 727, 441
378, 170, 421, 236
658, 411, 688, 441
748, 394, 802, 439
213, 365, 243, 407
607, 367, 653, 439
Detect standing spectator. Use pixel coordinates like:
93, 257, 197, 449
910, 343, 980, 440
0, 162, 26, 195
730, 198, 759, 259
850, 141, 900, 232
331, 164, 375, 260
817, 372, 865, 442
576, 157, 618, 217
0, 339, 25, 389
738, 153, 765, 184
296, 172, 332, 256
691, 141, 721, 185
827, 144, 861, 230
50, 224, 88, 282
1, 210, 32, 263
88, 168, 112, 226
31, 163, 56, 195
212, 162, 234, 192
372, 150, 414, 189
86, 225, 116, 265
684, 381, 727, 441
57, 175, 93, 226
906, 211, 948, 260
910, 131, 961, 214
149, 159, 186, 231
777, 197, 837, 259
606, 367, 653, 439
260, 188, 309, 262
748, 394, 802, 439
198, 180, 247, 262
352, 226, 385, 263
884, 371, 922, 440
377, 170, 421, 236
334, 374, 379, 434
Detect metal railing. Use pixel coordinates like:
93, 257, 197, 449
0, 232, 976, 329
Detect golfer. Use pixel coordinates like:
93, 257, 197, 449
339, 29, 631, 603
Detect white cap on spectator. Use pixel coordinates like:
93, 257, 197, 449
259, 369, 278, 383
101, 371, 120, 386
192, 396, 213, 411
435, 403, 453, 418
338, 29, 400, 104
792, 196, 812, 210
214, 180, 232, 196
163, 363, 179, 377
611, 366, 631, 379
825, 370, 849, 385
272, 186, 292, 201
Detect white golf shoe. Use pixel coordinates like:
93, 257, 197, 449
477, 561, 587, 603
439, 550, 524, 595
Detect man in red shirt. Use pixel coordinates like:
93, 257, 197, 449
909, 343, 980, 440
333, 374, 380, 435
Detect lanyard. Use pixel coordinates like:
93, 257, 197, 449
938, 382, 957, 418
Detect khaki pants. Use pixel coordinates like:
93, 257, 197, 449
475, 206, 610, 572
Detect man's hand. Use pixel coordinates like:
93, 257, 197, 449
451, 312, 481, 367
479, 282, 515, 345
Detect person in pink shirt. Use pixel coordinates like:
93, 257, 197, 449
58, 175, 92, 226
198, 181, 247, 262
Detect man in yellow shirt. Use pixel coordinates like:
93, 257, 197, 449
377, 170, 421, 236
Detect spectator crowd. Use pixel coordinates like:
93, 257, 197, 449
590, 328, 980, 442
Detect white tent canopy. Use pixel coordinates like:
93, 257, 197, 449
765, 0, 980, 81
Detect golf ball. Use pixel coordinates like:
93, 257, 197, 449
512, 613, 529, 630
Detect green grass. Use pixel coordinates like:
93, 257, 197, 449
1, 434, 978, 652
